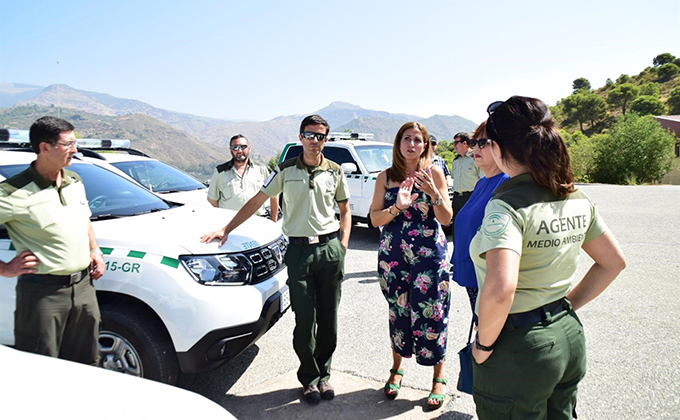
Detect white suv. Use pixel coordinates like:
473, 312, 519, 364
0, 147, 289, 385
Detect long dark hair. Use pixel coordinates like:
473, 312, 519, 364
386, 122, 433, 183
488, 96, 575, 196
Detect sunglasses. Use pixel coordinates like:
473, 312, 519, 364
301, 131, 327, 142
486, 101, 503, 140
230, 144, 249, 151
453, 140, 464, 145
468, 139, 491, 149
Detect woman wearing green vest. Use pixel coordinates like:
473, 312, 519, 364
470, 96, 626, 419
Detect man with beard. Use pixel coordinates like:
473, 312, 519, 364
208, 134, 278, 219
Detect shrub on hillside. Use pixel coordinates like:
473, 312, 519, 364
657, 63, 680, 82
667, 87, 680, 115
629, 96, 667, 116
592, 114, 676, 184
563, 130, 596, 182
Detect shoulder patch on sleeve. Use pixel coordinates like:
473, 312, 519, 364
263, 171, 277, 188
482, 212, 511, 236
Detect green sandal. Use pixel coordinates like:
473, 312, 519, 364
384, 369, 404, 400
427, 377, 447, 410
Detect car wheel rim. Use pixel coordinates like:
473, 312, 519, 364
98, 331, 143, 377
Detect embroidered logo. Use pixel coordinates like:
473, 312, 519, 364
482, 212, 510, 236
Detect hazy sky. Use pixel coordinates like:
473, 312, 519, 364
2, 0, 678, 124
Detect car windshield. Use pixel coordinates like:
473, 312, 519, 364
110, 160, 206, 193
0, 162, 172, 218
355, 145, 393, 173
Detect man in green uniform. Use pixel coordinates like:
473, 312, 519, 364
451, 132, 482, 240
201, 115, 351, 404
0, 116, 105, 365
207, 134, 279, 220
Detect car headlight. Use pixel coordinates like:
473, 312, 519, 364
179, 254, 252, 285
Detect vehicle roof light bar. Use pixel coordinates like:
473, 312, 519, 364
327, 132, 374, 141
77, 138, 131, 149
0, 129, 30, 142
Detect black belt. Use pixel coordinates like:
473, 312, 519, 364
19, 267, 90, 286
453, 191, 473, 196
288, 231, 338, 246
506, 298, 569, 328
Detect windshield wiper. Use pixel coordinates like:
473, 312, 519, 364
90, 214, 126, 221
130, 208, 167, 216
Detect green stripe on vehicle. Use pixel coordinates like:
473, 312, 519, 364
100, 247, 113, 255
127, 250, 147, 259
161, 256, 180, 268
9, 242, 15, 251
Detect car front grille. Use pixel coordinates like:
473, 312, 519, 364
243, 235, 288, 284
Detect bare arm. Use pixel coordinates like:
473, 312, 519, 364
337, 200, 351, 249
370, 171, 393, 227
200, 191, 270, 246
567, 231, 626, 310
270, 195, 279, 222
0, 251, 39, 277
207, 197, 219, 207
88, 221, 105, 280
472, 248, 520, 364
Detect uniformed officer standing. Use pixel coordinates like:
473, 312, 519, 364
0, 116, 105, 365
451, 132, 482, 240
201, 115, 351, 404
208, 134, 279, 220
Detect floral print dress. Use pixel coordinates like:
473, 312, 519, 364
378, 182, 450, 366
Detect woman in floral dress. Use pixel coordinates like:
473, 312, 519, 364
370, 122, 453, 410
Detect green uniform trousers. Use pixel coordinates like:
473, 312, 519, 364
284, 238, 345, 387
473, 305, 586, 420
15, 274, 101, 366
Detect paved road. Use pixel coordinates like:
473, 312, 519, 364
178, 184, 680, 420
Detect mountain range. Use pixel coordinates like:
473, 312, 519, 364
0, 82, 478, 175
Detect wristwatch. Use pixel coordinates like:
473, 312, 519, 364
475, 333, 495, 351
432, 196, 443, 206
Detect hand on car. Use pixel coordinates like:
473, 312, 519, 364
200, 228, 229, 246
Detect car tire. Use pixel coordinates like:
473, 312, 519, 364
99, 303, 179, 385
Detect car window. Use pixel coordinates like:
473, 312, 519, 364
354, 145, 393, 173
283, 145, 303, 162
0, 162, 171, 218
111, 160, 205, 193
322, 147, 359, 173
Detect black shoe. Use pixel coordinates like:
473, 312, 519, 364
303, 384, 321, 404
318, 381, 335, 400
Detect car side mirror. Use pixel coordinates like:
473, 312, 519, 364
341, 163, 358, 174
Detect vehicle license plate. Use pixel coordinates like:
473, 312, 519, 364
280, 286, 291, 312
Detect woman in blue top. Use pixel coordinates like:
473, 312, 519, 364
450, 121, 509, 325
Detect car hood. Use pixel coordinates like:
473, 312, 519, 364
92, 205, 282, 256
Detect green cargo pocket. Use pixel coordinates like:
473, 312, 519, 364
473, 390, 513, 419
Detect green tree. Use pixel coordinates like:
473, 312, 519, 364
653, 53, 676, 67
657, 63, 680, 82
564, 131, 596, 182
605, 78, 614, 87
268, 150, 281, 171
667, 86, 680, 114
629, 96, 667, 116
640, 82, 660, 97
562, 93, 607, 132
616, 74, 630, 84
593, 114, 676, 184
675, 58, 680, 68
607, 83, 640, 114
572, 77, 591, 93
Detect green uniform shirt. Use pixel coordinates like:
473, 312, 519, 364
452, 150, 482, 193
208, 159, 271, 215
470, 173, 608, 314
0, 163, 92, 275
261, 154, 350, 237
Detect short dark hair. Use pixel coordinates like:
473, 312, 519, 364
229, 134, 248, 145
429, 135, 437, 145
453, 132, 470, 143
299, 115, 330, 135
29, 116, 75, 154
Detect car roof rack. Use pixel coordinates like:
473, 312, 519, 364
327, 132, 374, 141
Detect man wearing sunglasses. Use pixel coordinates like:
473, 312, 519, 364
451, 132, 483, 241
201, 115, 351, 405
207, 134, 278, 220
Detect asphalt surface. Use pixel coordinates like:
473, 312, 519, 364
177, 184, 680, 420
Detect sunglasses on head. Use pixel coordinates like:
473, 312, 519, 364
230, 144, 249, 151
301, 131, 327, 141
486, 101, 503, 140
467, 138, 491, 149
